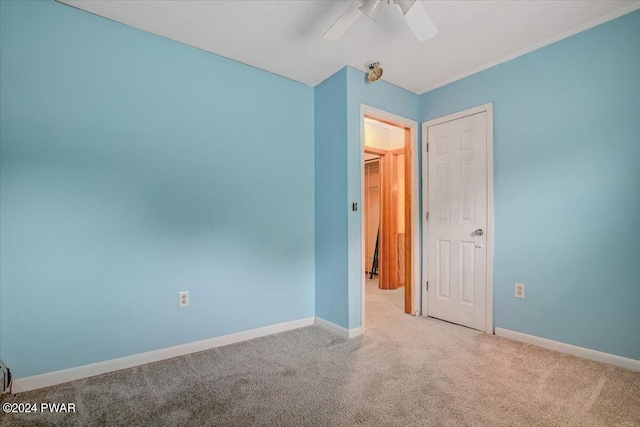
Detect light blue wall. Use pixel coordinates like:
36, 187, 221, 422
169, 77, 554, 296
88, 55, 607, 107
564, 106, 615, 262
314, 68, 349, 327
3, 1, 636, 382
420, 11, 640, 360
346, 67, 420, 329
0, 0, 315, 378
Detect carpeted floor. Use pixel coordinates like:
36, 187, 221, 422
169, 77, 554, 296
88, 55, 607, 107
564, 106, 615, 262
1, 278, 639, 426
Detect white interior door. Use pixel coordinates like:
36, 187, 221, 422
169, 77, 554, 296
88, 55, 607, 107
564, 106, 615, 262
426, 112, 488, 331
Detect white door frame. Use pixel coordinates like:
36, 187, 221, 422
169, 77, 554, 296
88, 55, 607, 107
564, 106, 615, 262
360, 104, 420, 333
421, 103, 495, 333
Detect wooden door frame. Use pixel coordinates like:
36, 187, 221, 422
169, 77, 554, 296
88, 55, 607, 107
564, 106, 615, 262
360, 105, 420, 332
421, 103, 495, 334
363, 154, 381, 278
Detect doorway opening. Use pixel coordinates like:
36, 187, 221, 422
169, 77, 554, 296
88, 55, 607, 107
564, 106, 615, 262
360, 106, 419, 332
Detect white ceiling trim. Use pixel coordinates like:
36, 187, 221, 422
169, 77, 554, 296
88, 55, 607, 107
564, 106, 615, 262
418, 1, 640, 94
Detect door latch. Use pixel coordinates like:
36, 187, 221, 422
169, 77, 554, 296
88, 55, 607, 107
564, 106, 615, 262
473, 228, 484, 248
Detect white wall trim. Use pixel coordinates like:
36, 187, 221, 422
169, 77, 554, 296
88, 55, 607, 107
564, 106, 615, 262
360, 104, 421, 328
315, 316, 363, 339
421, 103, 494, 334
417, 2, 640, 94
495, 328, 640, 372
11, 317, 315, 394
348, 327, 363, 339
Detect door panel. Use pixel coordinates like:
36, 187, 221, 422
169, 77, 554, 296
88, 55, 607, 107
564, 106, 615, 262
437, 164, 451, 222
460, 241, 475, 305
380, 152, 400, 290
427, 112, 487, 331
436, 240, 451, 300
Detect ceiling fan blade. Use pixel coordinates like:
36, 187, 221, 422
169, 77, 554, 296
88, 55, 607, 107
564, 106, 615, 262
323, 0, 363, 41
401, 1, 438, 42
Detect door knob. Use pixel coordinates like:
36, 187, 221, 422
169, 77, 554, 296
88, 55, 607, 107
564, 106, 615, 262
473, 229, 484, 236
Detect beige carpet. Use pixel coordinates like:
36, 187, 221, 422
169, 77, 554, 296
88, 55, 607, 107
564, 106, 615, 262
1, 278, 638, 426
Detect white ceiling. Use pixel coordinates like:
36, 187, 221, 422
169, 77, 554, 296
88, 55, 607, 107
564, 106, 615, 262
59, 0, 639, 94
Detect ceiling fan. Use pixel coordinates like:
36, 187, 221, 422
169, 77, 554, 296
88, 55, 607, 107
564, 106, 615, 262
323, 0, 438, 42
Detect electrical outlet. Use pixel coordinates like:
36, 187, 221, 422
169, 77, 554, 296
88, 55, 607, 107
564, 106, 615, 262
179, 291, 189, 307
515, 283, 525, 299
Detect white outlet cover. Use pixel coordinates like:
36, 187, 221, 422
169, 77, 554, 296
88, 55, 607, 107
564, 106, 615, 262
515, 283, 525, 299
179, 291, 189, 307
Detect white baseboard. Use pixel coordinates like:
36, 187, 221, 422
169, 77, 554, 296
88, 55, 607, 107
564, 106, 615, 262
495, 328, 640, 372
348, 327, 363, 338
12, 317, 315, 393
314, 317, 362, 339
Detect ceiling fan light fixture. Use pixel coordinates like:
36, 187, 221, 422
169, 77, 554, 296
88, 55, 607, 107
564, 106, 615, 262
323, 0, 364, 41
395, 0, 416, 16
403, 1, 439, 42
322, 0, 438, 43
359, 0, 383, 22
366, 61, 383, 82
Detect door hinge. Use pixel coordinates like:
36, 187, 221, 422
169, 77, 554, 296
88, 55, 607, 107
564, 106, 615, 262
426, 143, 429, 152
425, 281, 429, 291
426, 212, 429, 221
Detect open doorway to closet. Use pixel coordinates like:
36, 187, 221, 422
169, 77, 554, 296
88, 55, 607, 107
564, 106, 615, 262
361, 106, 419, 328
